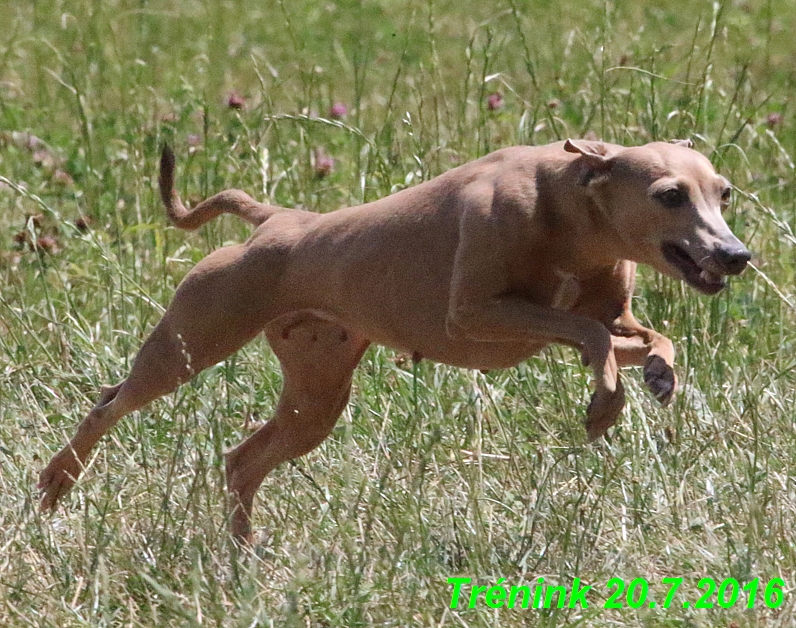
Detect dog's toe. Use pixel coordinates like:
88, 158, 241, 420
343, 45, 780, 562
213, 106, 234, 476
38, 449, 81, 511
39, 474, 69, 512
643, 355, 677, 406
585, 378, 626, 441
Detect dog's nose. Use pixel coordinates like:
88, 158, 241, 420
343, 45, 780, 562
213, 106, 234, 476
714, 244, 751, 275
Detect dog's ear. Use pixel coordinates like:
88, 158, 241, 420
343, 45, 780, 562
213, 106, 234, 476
563, 139, 612, 170
669, 138, 694, 148
564, 139, 614, 190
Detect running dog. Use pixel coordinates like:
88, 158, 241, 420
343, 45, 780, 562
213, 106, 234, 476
39, 139, 751, 542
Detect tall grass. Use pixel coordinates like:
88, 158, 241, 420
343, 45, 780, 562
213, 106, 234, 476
1, 0, 795, 625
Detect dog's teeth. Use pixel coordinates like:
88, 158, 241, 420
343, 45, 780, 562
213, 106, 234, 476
699, 269, 720, 283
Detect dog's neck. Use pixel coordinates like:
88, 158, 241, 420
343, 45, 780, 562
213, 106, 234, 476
535, 161, 628, 274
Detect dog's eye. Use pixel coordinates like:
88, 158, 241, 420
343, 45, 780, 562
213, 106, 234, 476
656, 188, 688, 208
720, 187, 732, 205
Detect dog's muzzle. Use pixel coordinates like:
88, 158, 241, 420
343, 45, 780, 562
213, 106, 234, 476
662, 242, 751, 295
713, 244, 752, 276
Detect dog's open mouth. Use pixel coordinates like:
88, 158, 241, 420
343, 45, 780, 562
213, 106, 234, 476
661, 242, 726, 295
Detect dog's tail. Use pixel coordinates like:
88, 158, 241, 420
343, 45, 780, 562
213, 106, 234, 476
159, 145, 286, 230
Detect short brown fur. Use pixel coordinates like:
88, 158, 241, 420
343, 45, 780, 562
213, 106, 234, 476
39, 139, 750, 542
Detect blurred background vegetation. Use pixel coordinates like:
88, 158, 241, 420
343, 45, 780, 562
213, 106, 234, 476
1, 1, 795, 626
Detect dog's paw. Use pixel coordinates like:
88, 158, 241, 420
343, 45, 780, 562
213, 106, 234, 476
230, 509, 255, 547
38, 448, 82, 511
643, 355, 677, 406
585, 377, 626, 442
226, 483, 256, 546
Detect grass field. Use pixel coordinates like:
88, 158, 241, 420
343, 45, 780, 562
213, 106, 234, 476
1, 0, 796, 625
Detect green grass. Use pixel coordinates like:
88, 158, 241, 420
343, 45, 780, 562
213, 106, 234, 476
1, 0, 796, 625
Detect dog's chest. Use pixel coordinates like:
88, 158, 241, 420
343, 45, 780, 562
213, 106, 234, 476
550, 271, 581, 311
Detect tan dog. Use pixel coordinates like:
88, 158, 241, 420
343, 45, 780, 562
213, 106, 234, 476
39, 139, 750, 542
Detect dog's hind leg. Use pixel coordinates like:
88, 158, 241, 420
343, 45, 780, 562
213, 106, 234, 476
39, 244, 277, 510
225, 313, 369, 543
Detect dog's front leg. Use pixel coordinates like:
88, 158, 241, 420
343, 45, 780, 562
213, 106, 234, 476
611, 262, 677, 405
446, 202, 625, 440
577, 260, 678, 406
611, 318, 677, 406
447, 297, 624, 440
601, 265, 677, 404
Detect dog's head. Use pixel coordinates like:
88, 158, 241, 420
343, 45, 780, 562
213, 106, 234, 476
565, 138, 751, 295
